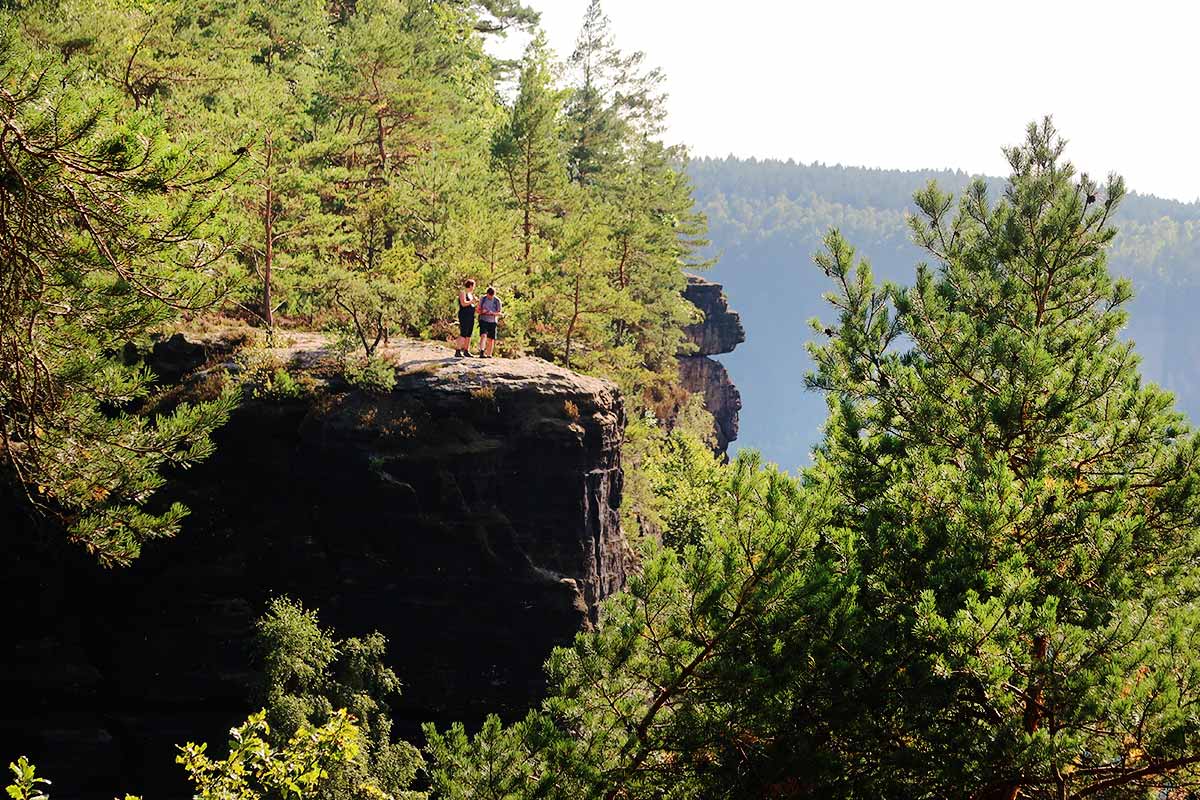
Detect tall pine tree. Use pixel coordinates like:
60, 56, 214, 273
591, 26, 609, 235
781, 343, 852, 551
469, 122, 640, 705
808, 118, 1200, 797
491, 34, 566, 272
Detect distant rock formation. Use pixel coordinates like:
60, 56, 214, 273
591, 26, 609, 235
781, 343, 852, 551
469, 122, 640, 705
681, 275, 746, 356
0, 336, 630, 800
677, 275, 745, 455
678, 355, 742, 453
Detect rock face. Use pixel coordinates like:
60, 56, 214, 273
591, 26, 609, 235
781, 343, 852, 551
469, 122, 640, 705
0, 337, 630, 800
678, 275, 745, 455
681, 274, 746, 356
678, 355, 742, 453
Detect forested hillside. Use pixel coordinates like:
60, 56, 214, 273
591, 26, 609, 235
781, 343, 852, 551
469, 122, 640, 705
692, 155, 1200, 470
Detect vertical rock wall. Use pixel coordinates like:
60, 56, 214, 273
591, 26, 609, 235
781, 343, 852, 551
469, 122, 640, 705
0, 341, 630, 800
678, 275, 746, 455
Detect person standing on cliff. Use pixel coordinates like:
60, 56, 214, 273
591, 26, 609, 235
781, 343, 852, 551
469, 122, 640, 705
455, 279, 477, 357
477, 286, 502, 358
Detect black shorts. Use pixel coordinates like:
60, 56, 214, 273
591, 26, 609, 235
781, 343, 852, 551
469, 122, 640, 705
478, 319, 498, 338
457, 309, 475, 337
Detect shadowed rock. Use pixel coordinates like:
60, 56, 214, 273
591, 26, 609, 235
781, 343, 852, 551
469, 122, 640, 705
0, 336, 630, 800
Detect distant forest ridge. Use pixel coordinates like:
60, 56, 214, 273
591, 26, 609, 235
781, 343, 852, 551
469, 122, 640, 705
687, 154, 1200, 471
690, 155, 1200, 285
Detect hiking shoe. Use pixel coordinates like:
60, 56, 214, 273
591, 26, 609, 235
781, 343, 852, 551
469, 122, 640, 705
454, 349, 463, 357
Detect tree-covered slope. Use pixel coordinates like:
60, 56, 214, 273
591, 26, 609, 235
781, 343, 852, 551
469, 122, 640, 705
690, 155, 1200, 471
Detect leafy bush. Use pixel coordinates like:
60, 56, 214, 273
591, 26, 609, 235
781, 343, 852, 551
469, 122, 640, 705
237, 347, 312, 401
6, 711, 362, 800
177, 711, 362, 800
344, 356, 397, 394
6, 758, 50, 800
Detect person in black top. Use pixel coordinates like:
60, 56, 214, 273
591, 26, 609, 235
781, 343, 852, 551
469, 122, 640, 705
455, 279, 477, 357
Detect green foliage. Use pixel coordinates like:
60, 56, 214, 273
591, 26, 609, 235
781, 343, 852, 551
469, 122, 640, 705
263, 369, 308, 400
565, 0, 665, 185
453, 0, 540, 35
254, 597, 424, 800
620, 400, 715, 540
0, 17, 236, 565
491, 33, 569, 271
343, 355, 398, 394
529, 206, 636, 370
6, 758, 50, 800
423, 714, 549, 800
643, 430, 723, 550
7, 712, 360, 800
178, 710, 362, 800
670, 391, 718, 448
239, 348, 313, 401
801, 118, 1200, 796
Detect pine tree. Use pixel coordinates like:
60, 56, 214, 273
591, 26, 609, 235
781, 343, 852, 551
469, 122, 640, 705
565, 0, 667, 186
0, 23, 235, 565
491, 34, 566, 272
807, 118, 1200, 797
450, 0, 540, 34
565, 0, 623, 185
254, 598, 424, 800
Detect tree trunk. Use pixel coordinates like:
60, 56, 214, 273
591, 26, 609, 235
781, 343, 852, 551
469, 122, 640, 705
523, 150, 533, 272
263, 134, 275, 332
565, 276, 581, 369
998, 633, 1049, 800
617, 235, 630, 288
375, 110, 388, 175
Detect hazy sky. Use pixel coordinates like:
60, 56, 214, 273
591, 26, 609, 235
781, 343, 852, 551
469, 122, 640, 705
510, 1, 1200, 203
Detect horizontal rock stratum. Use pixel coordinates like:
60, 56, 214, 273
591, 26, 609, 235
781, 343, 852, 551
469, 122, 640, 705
0, 335, 631, 800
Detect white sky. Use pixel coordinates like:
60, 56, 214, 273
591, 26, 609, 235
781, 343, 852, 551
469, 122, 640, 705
508, 0, 1200, 202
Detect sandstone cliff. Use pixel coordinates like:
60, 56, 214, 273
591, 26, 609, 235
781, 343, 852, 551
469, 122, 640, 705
678, 275, 745, 455
0, 336, 629, 799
